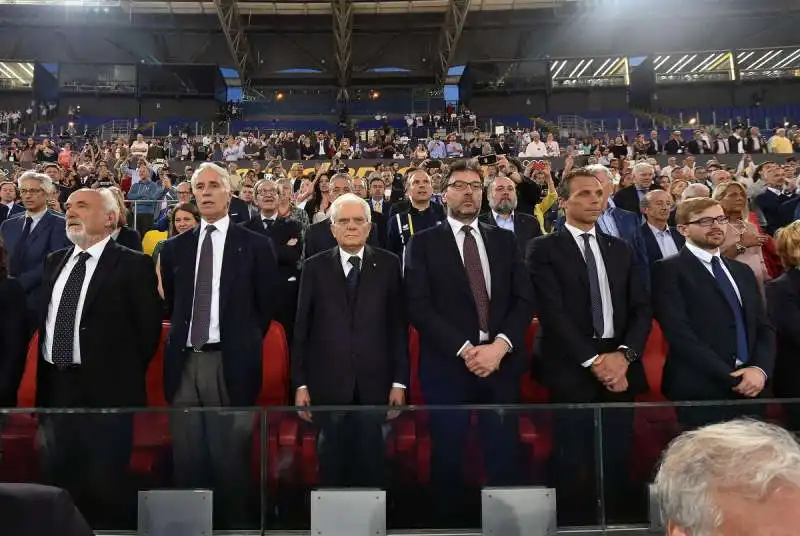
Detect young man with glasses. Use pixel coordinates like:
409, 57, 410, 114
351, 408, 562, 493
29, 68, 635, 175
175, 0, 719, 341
652, 197, 774, 429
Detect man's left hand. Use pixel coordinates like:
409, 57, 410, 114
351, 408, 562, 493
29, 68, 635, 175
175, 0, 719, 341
387, 387, 405, 420
593, 351, 629, 385
464, 341, 507, 377
732, 367, 766, 398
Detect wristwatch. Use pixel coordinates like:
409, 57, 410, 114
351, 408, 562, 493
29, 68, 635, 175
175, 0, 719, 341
619, 346, 639, 364
736, 241, 747, 255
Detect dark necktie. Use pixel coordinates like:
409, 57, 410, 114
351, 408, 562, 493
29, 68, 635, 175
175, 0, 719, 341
711, 256, 749, 363
10, 216, 32, 277
462, 226, 489, 332
581, 233, 605, 338
345, 256, 361, 302
263, 219, 274, 231
51, 251, 91, 369
190, 225, 216, 349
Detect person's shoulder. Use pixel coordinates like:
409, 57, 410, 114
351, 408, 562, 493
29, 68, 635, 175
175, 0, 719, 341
304, 246, 336, 268
411, 220, 447, 242
369, 246, 401, 266
0, 276, 24, 300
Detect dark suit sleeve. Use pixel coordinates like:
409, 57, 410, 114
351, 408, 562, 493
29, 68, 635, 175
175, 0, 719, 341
387, 255, 410, 387
498, 232, 535, 350
525, 237, 598, 366
0, 280, 28, 406
743, 267, 776, 376
404, 234, 471, 357
130, 253, 163, 367
620, 243, 652, 354
386, 214, 403, 257
17, 217, 69, 294
291, 258, 314, 389
651, 260, 739, 387
766, 279, 800, 350
367, 222, 379, 247
159, 239, 176, 317
303, 226, 320, 259
275, 223, 302, 267
252, 234, 279, 335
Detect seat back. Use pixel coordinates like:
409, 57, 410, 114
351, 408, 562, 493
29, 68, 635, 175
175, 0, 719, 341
142, 230, 168, 256
257, 321, 290, 407
407, 326, 423, 404
16, 332, 38, 408
145, 322, 170, 408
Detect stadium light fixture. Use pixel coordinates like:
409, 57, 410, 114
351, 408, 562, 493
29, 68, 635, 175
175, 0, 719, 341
550, 60, 567, 80
736, 51, 754, 65
773, 49, 800, 69
576, 59, 593, 78
653, 55, 671, 70
691, 53, 721, 73
593, 58, 611, 77
0, 62, 24, 84
672, 54, 697, 74
664, 55, 688, 74
750, 50, 782, 70
745, 50, 775, 71
599, 58, 620, 77
568, 60, 585, 79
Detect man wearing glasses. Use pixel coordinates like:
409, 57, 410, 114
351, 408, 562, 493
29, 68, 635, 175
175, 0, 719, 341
652, 197, 774, 429
404, 158, 534, 524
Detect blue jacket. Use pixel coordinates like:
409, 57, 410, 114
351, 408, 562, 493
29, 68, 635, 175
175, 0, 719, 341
0, 210, 70, 309
127, 180, 164, 216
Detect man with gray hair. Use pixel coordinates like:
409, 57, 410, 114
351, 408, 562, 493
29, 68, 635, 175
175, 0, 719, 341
293, 192, 407, 487
681, 183, 712, 200
654, 419, 800, 536
0, 171, 69, 322
613, 161, 659, 215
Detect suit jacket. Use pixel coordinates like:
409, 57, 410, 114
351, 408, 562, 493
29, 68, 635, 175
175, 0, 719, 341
765, 270, 800, 398
646, 139, 663, 155
778, 196, 800, 227
0, 277, 27, 406
613, 184, 659, 215
479, 211, 542, 254
243, 216, 303, 282
728, 135, 744, 155
664, 139, 684, 155
744, 136, 768, 154
228, 196, 252, 225
755, 189, 796, 235
525, 230, 652, 401
367, 202, 389, 248
292, 246, 408, 404
640, 222, 685, 265
303, 218, 380, 259
114, 225, 143, 252
0, 210, 70, 308
37, 240, 162, 407
0, 202, 23, 225
159, 222, 278, 405
652, 248, 775, 401
687, 139, 709, 155
0, 483, 94, 536
404, 222, 535, 396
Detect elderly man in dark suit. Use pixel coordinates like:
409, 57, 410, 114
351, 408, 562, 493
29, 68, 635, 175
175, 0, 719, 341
159, 162, 278, 528
613, 161, 660, 215
37, 188, 162, 527
640, 189, 685, 265
293, 193, 408, 487
652, 198, 775, 429
405, 159, 534, 523
479, 175, 541, 253
526, 168, 652, 524
0, 171, 70, 327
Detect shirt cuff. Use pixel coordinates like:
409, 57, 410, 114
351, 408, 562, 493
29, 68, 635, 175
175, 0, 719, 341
581, 355, 599, 368
457, 340, 472, 357
392, 383, 406, 389
495, 334, 513, 352
297, 385, 307, 390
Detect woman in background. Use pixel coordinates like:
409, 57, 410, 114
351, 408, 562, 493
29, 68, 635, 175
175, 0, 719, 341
154, 203, 200, 298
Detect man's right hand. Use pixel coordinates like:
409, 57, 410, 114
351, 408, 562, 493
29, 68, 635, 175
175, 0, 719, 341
295, 388, 312, 422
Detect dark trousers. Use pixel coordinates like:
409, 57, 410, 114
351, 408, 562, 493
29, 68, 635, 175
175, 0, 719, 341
316, 387, 385, 488
423, 373, 520, 522
38, 364, 134, 529
675, 401, 765, 431
276, 280, 298, 345
170, 351, 254, 529
133, 213, 154, 236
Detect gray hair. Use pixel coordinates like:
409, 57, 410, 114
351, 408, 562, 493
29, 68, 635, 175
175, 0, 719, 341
640, 189, 671, 210
681, 183, 711, 200
18, 171, 55, 194
190, 162, 232, 194
584, 164, 613, 184
654, 419, 800, 536
632, 161, 655, 175
329, 192, 372, 224
96, 188, 121, 220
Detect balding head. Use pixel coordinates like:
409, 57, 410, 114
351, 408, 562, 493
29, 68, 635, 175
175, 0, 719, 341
681, 183, 711, 200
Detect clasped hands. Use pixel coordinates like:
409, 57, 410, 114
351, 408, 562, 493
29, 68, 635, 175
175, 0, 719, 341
591, 352, 629, 393
294, 386, 406, 423
731, 367, 765, 398
462, 340, 508, 378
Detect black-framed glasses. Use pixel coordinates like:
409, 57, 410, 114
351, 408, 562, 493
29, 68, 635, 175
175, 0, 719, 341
447, 180, 483, 192
686, 216, 729, 227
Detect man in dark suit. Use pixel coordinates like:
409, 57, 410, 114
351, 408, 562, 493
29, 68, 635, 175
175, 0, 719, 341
0, 179, 23, 225
0, 483, 94, 536
645, 130, 663, 155
640, 189, 685, 265
159, 162, 279, 527
613, 161, 659, 215
526, 168, 652, 524
686, 132, 710, 155
293, 193, 408, 487
227, 195, 252, 225
405, 159, 535, 523
665, 131, 685, 155
728, 127, 745, 155
754, 161, 796, 235
0, 172, 70, 323
37, 188, 162, 527
387, 169, 446, 258
304, 173, 380, 258
479, 175, 541, 253
313, 132, 332, 159
652, 198, 775, 429
245, 178, 303, 342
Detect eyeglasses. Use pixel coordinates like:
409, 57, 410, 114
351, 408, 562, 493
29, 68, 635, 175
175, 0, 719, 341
447, 181, 483, 192
332, 217, 368, 227
19, 188, 44, 195
686, 216, 729, 227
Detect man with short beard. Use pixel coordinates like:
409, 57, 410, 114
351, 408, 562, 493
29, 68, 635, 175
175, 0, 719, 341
479, 175, 541, 253
36, 188, 162, 527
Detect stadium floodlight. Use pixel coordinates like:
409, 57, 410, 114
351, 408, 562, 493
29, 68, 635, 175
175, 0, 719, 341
664, 55, 688, 74
0, 62, 24, 84
751, 50, 783, 70
653, 55, 671, 70
576, 59, 593, 78
773, 49, 800, 69
568, 60, 585, 79
745, 50, 775, 71
691, 53, 721, 73
593, 58, 611, 77
737, 51, 755, 65
673, 54, 697, 74
599, 58, 620, 77
550, 60, 567, 80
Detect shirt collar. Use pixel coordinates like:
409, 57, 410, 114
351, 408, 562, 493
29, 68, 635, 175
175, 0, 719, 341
606, 197, 617, 209
648, 222, 669, 234
447, 215, 479, 236
339, 246, 365, 266
767, 186, 783, 196
564, 222, 596, 241
492, 209, 514, 222
261, 212, 278, 222
200, 215, 230, 235
25, 208, 47, 222
685, 240, 720, 264
72, 234, 111, 260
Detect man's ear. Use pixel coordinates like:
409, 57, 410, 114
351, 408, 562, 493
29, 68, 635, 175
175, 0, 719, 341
666, 520, 690, 536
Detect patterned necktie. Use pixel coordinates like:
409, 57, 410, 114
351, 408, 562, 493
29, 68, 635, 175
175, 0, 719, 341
190, 225, 216, 349
51, 251, 91, 369
263, 219, 274, 231
711, 257, 749, 363
462, 226, 489, 332
345, 256, 361, 303
10, 216, 32, 277
581, 233, 605, 338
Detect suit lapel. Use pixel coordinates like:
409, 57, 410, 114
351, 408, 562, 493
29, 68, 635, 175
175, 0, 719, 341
724, 259, 757, 340
27, 212, 51, 245
354, 246, 377, 312
219, 224, 238, 318
680, 248, 730, 305
555, 230, 588, 289
182, 227, 200, 313
595, 232, 623, 316
641, 224, 662, 262
329, 247, 351, 311
441, 222, 475, 305
82, 240, 119, 312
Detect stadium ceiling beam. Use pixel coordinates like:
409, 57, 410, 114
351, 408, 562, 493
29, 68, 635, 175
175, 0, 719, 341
212, 0, 257, 94
434, 0, 471, 86
331, 0, 353, 100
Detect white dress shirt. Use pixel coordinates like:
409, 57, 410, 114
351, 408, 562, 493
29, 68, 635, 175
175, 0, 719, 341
492, 210, 515, 233
446, 217, 513, 356
684, 241, 741, 303
186, 216, 230, 347
25, 208, 47, 232
41, 236, 112, 365
564, 224, 616, 367
648, 223, 680, 259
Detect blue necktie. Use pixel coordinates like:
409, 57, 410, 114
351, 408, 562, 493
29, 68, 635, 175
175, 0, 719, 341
710, 256, 749, 364
9, 216, 32, 277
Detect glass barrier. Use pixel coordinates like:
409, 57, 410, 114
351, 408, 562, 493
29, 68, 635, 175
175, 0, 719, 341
1, 400, 798, 533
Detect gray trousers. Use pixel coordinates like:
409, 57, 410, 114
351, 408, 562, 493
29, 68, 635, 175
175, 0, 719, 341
170, 351, 255, 527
